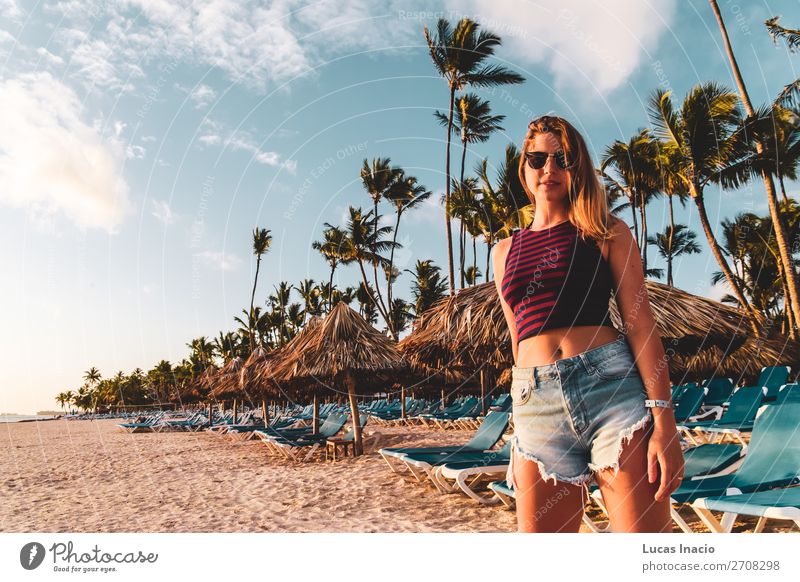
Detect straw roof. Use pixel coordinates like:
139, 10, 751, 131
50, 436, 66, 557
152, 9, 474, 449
269, 301, 409, 395
399, 279, 779, 381
208, 357, 243, 400
669, 335, 800, 385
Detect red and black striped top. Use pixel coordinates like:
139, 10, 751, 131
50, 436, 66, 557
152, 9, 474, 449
500, 220, 613, 342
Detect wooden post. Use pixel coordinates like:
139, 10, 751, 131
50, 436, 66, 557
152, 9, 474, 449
346, 371, 363, 456
401, 385, 406, 419
232, 398, 238, 425
261, 399, 269, 427
207, 402, 213, 426
312, 394, 319, 434
480, 369, 487, 415
441, 389, 446, 410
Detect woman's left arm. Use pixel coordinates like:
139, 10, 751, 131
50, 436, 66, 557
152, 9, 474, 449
605, 217, 684, 501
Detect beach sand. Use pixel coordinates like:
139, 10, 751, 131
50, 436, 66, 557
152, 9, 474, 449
0, 418, 791, 533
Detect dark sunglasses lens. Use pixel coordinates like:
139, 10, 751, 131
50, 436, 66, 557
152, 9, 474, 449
526, 153, 547, 169
526, 151, 571, 170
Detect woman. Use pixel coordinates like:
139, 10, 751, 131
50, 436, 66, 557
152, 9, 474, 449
491, 115, 684, 533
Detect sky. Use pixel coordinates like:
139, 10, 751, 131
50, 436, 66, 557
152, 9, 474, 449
0, 0, 798, 414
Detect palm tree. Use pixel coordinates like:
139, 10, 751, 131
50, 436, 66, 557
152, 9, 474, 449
294, 279, 321, 323
449, 177, 481, 287
648, 82, 763, 335
249, 228, 272, 350
388, 298, 414, 335
313, 225, 353, 312
435, 94, 504, 289
383, 171, 431, 306
405, 259, 449, 316
474, 144, 535, 281
463, 265, 482, 286
268, 282, 292, 347
600, 129, 663, 271
765, 16, 800, 109
647, 224, 701, 286
186, 336, 215, 367
83, 367, 101, 387
424, 17, 525, 294
710, 0, 800, 338
360, 157, 402, 320
341, 206, 400, 338
354, 280, 379, 325
212, 332, 238, 363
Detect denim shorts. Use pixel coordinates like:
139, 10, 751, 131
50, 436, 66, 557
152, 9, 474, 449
507, 335, 652, 489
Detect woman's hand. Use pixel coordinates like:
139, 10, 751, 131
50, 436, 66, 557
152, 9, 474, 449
647, 425, 685, 502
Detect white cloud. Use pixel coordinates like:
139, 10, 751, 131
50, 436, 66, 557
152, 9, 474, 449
0, 72, 132, 232
0, 0, 22, 19
198, 134, 221, 146
195, 250, 241, 271
46, 0, 430, 95
36, 46, 63, 65
140, 135, 157, 142
125, 144, 146, 159
114, 120, 126, 137
151, 199, 174, 225
444, 0, 677, 98
282, 159, 298, 174
188, 83, 217, 109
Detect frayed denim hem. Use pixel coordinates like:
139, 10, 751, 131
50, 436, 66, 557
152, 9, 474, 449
587, 409, 653, 476
506, 435, 594, 490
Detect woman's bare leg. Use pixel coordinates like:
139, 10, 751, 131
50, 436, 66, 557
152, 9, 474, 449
593, 422, 673, 532
513, 450, 587, 532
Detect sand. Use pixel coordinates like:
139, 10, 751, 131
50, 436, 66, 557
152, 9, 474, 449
0, 418, 791, 533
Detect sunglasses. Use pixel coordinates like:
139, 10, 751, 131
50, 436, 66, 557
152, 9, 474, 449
524, 150, 573, 170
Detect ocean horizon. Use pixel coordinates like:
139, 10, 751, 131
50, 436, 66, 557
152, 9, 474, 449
0, 414, 58, 424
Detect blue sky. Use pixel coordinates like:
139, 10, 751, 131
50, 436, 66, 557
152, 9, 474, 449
1, 0, 798, 414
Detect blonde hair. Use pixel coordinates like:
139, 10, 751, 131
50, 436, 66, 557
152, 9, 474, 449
518, 115, 616, 244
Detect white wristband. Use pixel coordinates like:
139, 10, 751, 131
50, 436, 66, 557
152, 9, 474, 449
644, 399, 673, 409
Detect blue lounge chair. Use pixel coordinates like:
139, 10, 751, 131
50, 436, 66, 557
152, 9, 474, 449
678, 387, 765, 446
666, 401, 800, 532
692, 486, 800, 532
775, 383, 800, 404
740, 365, 792, 402
379, 411, 510, 474
257, 412, 348, 462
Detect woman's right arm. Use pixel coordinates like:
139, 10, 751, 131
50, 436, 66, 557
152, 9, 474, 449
491, 239, 519, 367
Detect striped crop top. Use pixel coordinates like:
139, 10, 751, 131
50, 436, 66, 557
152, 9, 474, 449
500, 219, 614, 343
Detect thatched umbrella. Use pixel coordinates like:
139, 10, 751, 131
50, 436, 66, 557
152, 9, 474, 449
208, 357, 243, 421
269, 301, 408, 455
400, 279, 789, 385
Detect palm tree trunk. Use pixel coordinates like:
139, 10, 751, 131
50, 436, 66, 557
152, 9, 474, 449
710, 0, 800, 339
459, 139, 468, 289
249, 257, 261, 352
639, 190, 648, 273
486, 239, 492, 283
387, 209, 403, 310
630, 192, 639, 245
779, 174, 789, 205
357, 259, 395, 339
667, 194, 675, 286
445, 86, 456, 295
473, 236, 477, 285
693, 189, 763, 336
327, 264, 336, 313
371, 201, 393, 336
346, 372, 363, 456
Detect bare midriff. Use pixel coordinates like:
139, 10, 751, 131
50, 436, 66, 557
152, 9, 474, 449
516, 324, 620, 368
